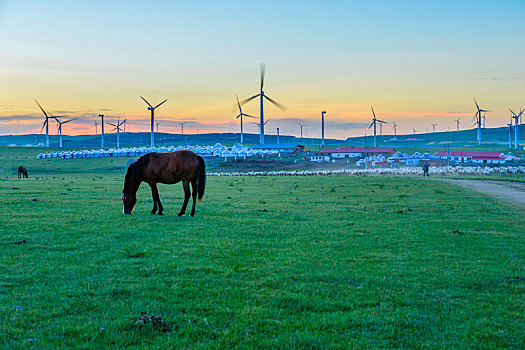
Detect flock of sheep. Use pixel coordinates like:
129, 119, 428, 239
208, 166, 525, 177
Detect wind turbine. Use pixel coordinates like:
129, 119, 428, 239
98, 114, 105, 148
108, 117, 126, 148
94, 120, 98, 135
431, 123, 437, 133
55, 116, 77, 147
35, 100, 54, 147
140, 96, 167, 147
252, 119, 271, 135
241, 63, 286, 144
235, 95, 255, 144
178, 121, 189, 136
298, 122, 306, 140
456, 117, 460, 133
412, 128, 417, 135
321, 111, 326, 145
473, 99, 489, 145
155, 121, 160, 134
510, 109, 523, 150
392, 121, 398, 139
368, 107, 386, 147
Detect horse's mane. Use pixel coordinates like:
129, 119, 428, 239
123, 153, 156, 193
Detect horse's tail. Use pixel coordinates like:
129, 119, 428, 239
196, 155, 206, 202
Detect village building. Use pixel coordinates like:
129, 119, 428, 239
435, 152, 517, 165
311, 147, 395, 162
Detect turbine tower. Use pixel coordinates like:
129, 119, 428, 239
235, 95, 255, 144
35, 100, 53, 147
379, 120, 386, 136
412, 128, 417, 135
473, 99, 489, 145
241, 63, 286, 144
456, 117, 460, 133
276, 127, 280, 144
140, 96, 167, 147
507, 121, 513, 149
94, 120, 98, 135
108, 117, 126, 148
99, 114, 105, 148
392, 121, 398, 140
321, 111, 326, 146
510, 109, 523, 150
431, 123, 437, 133
55, 116, 77, 147
298, 122, 306, 140
368, 107, 386, 147
155, 121, 160, 134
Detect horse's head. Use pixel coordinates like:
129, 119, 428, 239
122, 192, 137, 214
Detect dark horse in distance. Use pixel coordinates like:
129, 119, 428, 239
122, 150, 206, 216
18, 166, 28, 179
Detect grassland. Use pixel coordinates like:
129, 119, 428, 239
1, 148, 524, 348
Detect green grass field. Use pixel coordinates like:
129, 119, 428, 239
1, 148, 524, 348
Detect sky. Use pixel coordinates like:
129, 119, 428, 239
0, 0, 524, 139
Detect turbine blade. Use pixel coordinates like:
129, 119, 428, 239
473, 98, 480, 110
236, 94, 241, 110
371, 106, 376, 119
140, 96, 153, 108
260, 63, 266, 91
509, 109, 517, 117
154, 99, 167, 109
243, 113, 256, 118
264, 95, 287, 111
240, 94, 260, 105
368, 122, 374, 129
34, 100, 49, 118
107, 122, 117, 127
62, 118, 77, 124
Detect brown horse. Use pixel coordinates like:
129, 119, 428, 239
122, 150, 206, 216
18, 166, 28, 179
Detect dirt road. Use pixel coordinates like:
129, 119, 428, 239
441, 179, 525, 209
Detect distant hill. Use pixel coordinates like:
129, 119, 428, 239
1, 126, 523, 151
345, 126, 524, 149
0, 132, 340, 148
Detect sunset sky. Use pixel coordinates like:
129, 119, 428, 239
0, 0, 524, 139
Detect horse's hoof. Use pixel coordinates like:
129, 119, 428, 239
190, 213, 195, 217
158, 212, 163, 216
177, 213, 184, 217
151, 212, 156, 215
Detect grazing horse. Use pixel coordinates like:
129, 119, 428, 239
122, 150, 206, 216
18, 166, 28, 179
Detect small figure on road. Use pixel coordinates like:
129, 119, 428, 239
422, 161, 429, 177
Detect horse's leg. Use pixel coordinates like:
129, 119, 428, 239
190, 180, 197, 217
178, 180, 191, 216
148, 182, 162, 215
